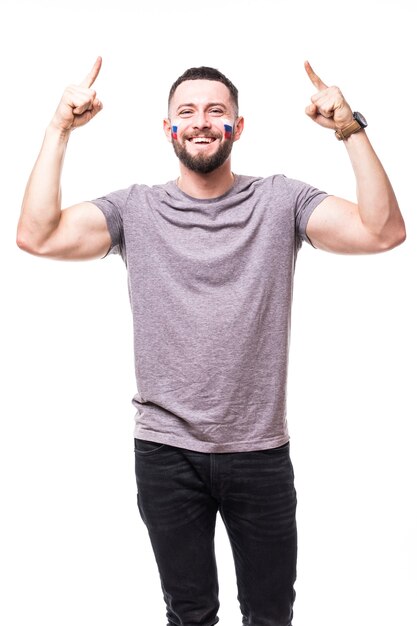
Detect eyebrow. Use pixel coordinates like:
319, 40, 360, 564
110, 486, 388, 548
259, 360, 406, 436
175, 101, 227, 113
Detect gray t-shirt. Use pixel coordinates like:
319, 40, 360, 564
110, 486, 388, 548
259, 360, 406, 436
92, 174, 328, 453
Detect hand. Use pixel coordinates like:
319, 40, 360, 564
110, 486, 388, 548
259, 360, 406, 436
50, 57, 103, 133
304, 61, 353, 130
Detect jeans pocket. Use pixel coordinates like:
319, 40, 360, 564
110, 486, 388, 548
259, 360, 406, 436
134, 438, 166, 455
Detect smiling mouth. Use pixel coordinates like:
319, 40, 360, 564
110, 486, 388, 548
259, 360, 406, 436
187, 137, 217, 144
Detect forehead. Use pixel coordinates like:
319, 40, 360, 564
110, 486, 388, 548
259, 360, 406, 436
170, 79, 233, 111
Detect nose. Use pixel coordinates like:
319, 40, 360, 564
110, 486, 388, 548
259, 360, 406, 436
192, 110, 211, 129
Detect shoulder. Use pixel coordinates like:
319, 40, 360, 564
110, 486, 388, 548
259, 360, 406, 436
235, 173, 286, 188
92, 182, 172, 212
232, 174, 291, 198
234, 173, 312, 195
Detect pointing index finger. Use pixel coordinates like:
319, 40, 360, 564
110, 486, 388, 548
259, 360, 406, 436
80, 56, 102, 88
304, 60, 328, 91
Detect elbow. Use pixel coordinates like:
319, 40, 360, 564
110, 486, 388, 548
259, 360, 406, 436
16, 217, 33, 253
386, 202, 407, 250
395, 223, 407, 247
16, 227, 43, 256
378, 222, 406, 252
16, 230, 33, 254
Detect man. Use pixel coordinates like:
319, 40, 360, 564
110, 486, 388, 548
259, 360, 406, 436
17, 58, 405, 626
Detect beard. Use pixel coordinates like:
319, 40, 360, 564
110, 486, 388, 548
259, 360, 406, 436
172, 132, 234, 174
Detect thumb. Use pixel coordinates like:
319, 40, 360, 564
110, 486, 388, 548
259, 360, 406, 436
305, 103, 317, 118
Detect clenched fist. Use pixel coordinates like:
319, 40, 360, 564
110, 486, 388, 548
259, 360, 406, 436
50, 57, 103, 133
304, 61, 353, 130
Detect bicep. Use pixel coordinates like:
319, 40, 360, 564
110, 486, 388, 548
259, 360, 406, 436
40, 202, 112, 260
306, 196, 382, 254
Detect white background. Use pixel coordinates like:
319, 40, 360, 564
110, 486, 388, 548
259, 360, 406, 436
1, 0, 416, 624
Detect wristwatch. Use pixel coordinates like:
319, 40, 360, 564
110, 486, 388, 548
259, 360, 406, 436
335, 111, 368, 141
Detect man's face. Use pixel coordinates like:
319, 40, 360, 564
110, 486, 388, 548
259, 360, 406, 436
164, 79, 243, 174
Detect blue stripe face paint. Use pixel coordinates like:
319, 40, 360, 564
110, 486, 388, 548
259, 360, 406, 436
224, 123, 233, 139
171, 119, 181, 141
221, 118, 234, 139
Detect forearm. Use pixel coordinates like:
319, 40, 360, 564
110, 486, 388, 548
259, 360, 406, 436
18, 58, 103, 255
18, 125, 71, 252
343, 130, 405, 244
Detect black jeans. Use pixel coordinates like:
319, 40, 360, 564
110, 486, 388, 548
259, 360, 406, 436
134, 439, 297, 626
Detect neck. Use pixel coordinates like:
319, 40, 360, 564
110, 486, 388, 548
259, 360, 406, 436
177, 161, 235, 199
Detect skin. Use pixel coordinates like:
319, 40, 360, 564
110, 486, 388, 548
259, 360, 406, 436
17, 58, 111, 260
16, 58, 406, 260
163, 79, 244, 198
303, 61, 405, 253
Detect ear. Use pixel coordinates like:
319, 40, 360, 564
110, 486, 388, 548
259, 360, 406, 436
233, 116, 244, 142
163, 118, 173, 143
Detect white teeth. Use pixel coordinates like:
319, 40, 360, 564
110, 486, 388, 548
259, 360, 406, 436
191, 137, 214, 143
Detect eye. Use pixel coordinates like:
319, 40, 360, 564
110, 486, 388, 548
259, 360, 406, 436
179, 109, 193, 117
210, 108, 224, 115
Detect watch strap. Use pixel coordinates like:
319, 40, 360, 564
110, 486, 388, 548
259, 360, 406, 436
335, 119, 363, 141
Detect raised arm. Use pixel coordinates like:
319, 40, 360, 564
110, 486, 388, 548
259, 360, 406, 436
303, 61, 406, 254
17, 57, 111, 261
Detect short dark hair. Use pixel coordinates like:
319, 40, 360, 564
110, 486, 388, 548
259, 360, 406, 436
168, 66, 239, 115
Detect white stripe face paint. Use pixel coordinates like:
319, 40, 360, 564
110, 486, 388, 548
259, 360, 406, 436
221, 117, 234, 139
171, 119, 181, 140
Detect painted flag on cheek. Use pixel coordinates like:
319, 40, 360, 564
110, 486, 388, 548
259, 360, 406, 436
224, 123, 233, 139
172, 125, 178, 140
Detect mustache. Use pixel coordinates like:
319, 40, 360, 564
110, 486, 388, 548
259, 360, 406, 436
185, 131, 223, 140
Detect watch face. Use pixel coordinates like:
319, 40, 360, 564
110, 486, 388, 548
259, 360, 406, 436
353, 111, 368, 128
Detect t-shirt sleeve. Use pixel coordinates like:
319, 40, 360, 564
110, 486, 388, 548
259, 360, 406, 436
90, 186, 133, 258
283, 176, 329, 247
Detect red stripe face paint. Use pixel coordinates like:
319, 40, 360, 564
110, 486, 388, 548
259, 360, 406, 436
221, 118, 234, 140
224, 123, 233, 139
171, 119, 181, 141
